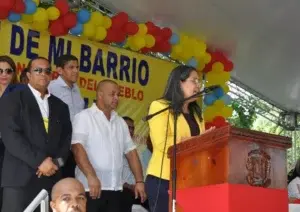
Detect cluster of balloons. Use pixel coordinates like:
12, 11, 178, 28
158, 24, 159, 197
202, 50, 234, 129
170, 34, 211, 70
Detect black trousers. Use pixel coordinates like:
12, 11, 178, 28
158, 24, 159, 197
61, 150, 76, 178
1, 173, 61, 212
145, 175, 169, 212
120, 187, 150, 212
86, 190, 122, 212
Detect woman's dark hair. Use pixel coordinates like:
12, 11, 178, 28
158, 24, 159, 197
0, 55, 18, 84
162, 65, 203, 121
288, 159, 300, 184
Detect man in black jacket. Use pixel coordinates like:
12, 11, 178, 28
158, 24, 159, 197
0, 57, 72, 212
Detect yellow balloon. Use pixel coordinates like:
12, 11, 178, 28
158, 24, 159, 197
32, 21, 49, 32
204, 107, 221, 122
90, 11, 104, 26
47, 7, 60, 21
212, 62, 224, 73
214, 100, 225, 110
103, 16, 112, 29
32, 0, 40, 6
83, 23, 96, 39
94, 26, 107, 41
145, 34, 155, 48
220, 83, 230, 93
198, 62, 205, 72
22, 14, 34, 24
33, 8, 48, 23
137, 24, 148, 35
132, 35, 146, 49
172, 45, 183, 56
203, 52, 212, 64
206, 71, 231, 84
222, 107, 233, 118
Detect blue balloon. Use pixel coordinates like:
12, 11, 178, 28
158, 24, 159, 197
204, 94, 217, 106
187, 57, 198, 68
25, 0, 37, 14
8, 13, 21, 23
222, 94, 232, 105
214, 87, 224, 98
170, 33, 180, 45
77, 9, 91, 24
70, 23, 83, 35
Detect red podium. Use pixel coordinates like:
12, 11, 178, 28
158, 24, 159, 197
168, 126, 292, 212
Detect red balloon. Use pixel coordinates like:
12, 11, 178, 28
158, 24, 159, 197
116, 12, 129, 23
203, 62, 213, 73
161, 27, 172, 39
145, 21, 156, 35
123, 22, 138, 35
212, 116, 226, 128
111, 16, 126, 29
224, 60, 234, 72
0, 9, 9, 19
55, 0, 69, 16
12, 0, 25, 13
63, 12, 77, 29
0, 0, 15, 11
141, 48, 151, 54
205, 122, 214, 130
115, 30, 126, 43
106, 28, 117, 42
50, 19, 67, 36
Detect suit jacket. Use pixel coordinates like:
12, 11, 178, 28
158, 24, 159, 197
0, 86, 72, 187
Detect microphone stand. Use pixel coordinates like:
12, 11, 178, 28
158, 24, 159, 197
143, 86, 217, 212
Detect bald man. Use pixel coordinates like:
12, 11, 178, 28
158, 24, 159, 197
50, 178, 86, 212
71, 80, 146, 212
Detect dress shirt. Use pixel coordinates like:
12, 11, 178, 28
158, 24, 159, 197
288, 177, 300, 198
28, 84, 50, 131
48, 76, 84, 121
72, 103, 136, 191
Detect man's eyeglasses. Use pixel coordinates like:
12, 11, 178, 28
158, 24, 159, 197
32, 68, 52, 75
0, 68, 14, 75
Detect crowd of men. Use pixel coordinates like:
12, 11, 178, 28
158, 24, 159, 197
0, 55, 151, 212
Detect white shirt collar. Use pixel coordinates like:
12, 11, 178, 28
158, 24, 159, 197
28, 83, 51, 100
91, 103, 117, 120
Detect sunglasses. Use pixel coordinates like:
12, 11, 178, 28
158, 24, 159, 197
32, 68, 52, 75
0, 68, 14, 75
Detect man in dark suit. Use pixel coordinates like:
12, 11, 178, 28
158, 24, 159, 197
0, 57, 72, 212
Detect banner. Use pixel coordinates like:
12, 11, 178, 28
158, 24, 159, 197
0, 20, 176, 135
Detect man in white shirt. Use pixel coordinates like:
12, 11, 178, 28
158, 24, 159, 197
71, 79, 146, 212
48, 54, 85, 178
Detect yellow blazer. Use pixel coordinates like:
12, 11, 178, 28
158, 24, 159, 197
146, 99, 205, 180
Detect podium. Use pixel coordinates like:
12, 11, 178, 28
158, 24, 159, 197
168, 125, 292, 212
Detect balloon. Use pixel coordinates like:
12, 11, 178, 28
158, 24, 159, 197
0, 9, 9, 20
213, 87, 224, 98
124, 22, 138, 35
0, 0, 15, 11
77, 9, 91, 24
21, 14, 33, 23
70, 23, 83, 35
25, 0, 37, 14
145, 34, 155, 48
214, 100, 225, 109
170, 33, 180, 45
194, 42, 206, 55
224, 60, 234, 72
222, 107, 233, 118
220, 83, 229, 93
212, 116, 227, 128
198, 62, 205, 72
12, 0, 25, 13
47, 7, 60, 21
90, 11, 103, 26
145, 21, 156, 35
206, 71, 230, 84
187, 57, 198, 68
55, 0, 69, 16
63, 12, 77, 29
203, 52, 212, 64
205, 122, 214, 130
161, 27, 172, 39
203, 107, 220, 122
32, 0, 40, 5
137, 24, 148, 35
102, 16, 112, 29
132, 35, 145, 50
8, 12, 21, 23
172, 45, 183, 56
204, 94, 217, 106
83, 23, 95, 39
112, 12, 128, 29
222, 94, 232, 105
49, 20, 66, 36
32, 20, 49, 31
212, 62, 224, 72
94, 26, 107, 41
33, 8, 48, 23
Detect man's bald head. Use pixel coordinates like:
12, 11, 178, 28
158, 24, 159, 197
95, 79, 120, 112
50, 178, 86, 212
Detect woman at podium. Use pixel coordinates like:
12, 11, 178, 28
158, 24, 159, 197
145, 65, 206, 212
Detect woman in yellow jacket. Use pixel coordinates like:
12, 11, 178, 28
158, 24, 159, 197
145, 65, 206, 212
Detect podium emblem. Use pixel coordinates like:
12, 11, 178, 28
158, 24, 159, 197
246, 149, 271, 187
